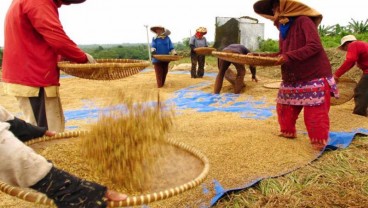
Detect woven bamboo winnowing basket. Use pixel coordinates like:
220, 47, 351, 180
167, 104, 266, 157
152, 55, 183, 62
263, 80, 283, 89
58, 59, 150, 80
0, 131, 210, 207
331, 77, 357, 106
194, 47, 217, 55
212, 51, 280, 66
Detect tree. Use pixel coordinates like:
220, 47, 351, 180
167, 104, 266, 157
258, 38, 278, 52
348, 18, 368, 34
318, 24, 334, 36
333, 24, 351, 36
94, 45, 104, 53
182, 37, 190, 47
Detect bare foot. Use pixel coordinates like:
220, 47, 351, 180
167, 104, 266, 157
105, 190, 127, 201
311, 143, 326, 151
311, 139, 327, 151
279, 132, 297, 139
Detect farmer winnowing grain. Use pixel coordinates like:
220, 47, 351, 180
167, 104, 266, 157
2, 0, 96, 133
252, 0, 339, 151
189, 27, 209, 78
150, 25, 177, 88
214, 44, 258, 94
0, 105, 127, 207
334, 35, 368, 117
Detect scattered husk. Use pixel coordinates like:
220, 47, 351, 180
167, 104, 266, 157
80, 92, 173, 191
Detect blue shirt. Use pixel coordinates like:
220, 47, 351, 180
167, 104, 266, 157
151, 36, 175, 63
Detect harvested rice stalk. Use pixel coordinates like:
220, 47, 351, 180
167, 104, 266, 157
80, 91, 174, 192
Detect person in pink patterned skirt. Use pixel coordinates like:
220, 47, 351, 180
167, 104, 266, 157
252, 0, 339, 151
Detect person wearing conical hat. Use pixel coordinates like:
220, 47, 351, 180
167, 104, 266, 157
150, 25, 177, 88
2, 0, 97, 134
334, 35, 368, 117
252, 0, 339, 151
189, 27, 209, 78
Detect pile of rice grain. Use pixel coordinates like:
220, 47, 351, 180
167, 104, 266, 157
80, 92, 173, 191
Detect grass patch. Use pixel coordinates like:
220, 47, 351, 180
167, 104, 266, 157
215, 136, 368, 208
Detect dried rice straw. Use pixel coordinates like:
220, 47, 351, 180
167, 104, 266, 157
80, 93, 174, 191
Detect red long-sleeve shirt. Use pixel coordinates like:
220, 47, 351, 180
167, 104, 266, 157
278, 16, 332, 83
334, 41, 368, 78
2, 0, 87, 87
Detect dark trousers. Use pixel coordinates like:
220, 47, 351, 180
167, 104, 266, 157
29, 88, 48, 129
191, 54, 205, 78
214, 59, 245, 94
353, 74, 368, 116
153, 62, 169, 88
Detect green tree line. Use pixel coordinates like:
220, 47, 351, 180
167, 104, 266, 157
259, 18, 368, 52
1, 18, 368, 64
82, 41, 190, 60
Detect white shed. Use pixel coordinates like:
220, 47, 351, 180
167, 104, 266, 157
214, 16, 264, 51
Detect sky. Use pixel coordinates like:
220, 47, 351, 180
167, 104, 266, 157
0, 0, 367, 46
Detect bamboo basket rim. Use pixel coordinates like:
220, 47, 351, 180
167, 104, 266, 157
152, 55, 183, 62
263, 80, 283, 89
331, 77, 357, 106
212, 51, 280, 66
194, 47, 217, 55
0, 131, 210, 207
58, 59, 150, 80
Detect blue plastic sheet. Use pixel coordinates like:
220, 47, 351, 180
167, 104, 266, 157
167, 83, 275, 120
64, 82, 275, 129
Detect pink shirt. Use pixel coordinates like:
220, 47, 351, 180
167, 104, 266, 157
334, 41, 368, 78
2, 0, 87, 87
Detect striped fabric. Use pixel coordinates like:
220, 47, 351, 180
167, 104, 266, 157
277, 76, 338, 106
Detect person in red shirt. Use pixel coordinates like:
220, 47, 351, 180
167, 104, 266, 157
2, 0, 95, 133
252, 0, 338, 151
334, 35, 368, 117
